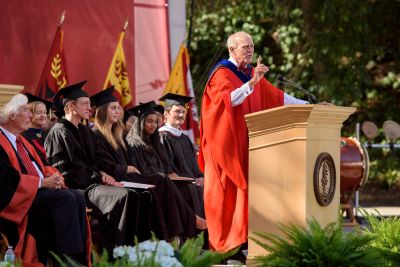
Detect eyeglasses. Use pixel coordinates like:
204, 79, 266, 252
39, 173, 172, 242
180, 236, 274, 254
172, 110, 186, 115
239, 44, 254, 51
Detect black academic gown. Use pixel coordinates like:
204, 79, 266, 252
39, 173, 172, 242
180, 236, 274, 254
91, 129, 155, 241
45, 119, 142, 253
0, 131, 86, 265
160, 131, 205, 217
45, 119, 102, 188
128, 142, 196, 241
160, 131, 203, 178
93, 130, 197, 240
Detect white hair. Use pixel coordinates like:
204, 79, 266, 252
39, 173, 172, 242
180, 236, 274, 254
227, 31, 253, 54
0, 94, 28, 124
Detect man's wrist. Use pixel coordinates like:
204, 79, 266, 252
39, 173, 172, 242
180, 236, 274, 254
248, 79, 256, 89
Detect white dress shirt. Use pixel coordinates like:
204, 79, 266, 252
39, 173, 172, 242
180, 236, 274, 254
228, 57, 308, 107
0, 126, 44, 187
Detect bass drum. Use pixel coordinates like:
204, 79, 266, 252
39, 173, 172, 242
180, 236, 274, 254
340, 137, 370, 197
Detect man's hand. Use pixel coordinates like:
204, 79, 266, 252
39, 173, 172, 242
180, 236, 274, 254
168, 172, 179, 179
249, 55, 269, 88
42, 173, 64, 189
100, 171, 123, 187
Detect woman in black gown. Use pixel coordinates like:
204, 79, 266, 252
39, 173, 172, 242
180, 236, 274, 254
21, 93, 52, 164
91, 91, 206, 242
125, 102, 205, 225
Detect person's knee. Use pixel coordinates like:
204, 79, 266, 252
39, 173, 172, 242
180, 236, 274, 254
69, 189, 86, 207
53, 190, 80, 211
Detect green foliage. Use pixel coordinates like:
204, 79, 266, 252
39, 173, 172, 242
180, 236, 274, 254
249, 218, 382, 267
188, 0, 400, 188
361, 209, 400, 266
176, 232, 222, 267
367, 142, 400, 189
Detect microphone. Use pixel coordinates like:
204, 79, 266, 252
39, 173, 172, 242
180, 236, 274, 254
277, 75, 320, 104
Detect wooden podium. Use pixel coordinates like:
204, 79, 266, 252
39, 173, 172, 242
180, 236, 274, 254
0, 84, 23, 107
245, 104, 355, 260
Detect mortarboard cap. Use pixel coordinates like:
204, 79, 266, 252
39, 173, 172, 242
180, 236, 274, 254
125, 106, 140, 118
129, 101, 157, 119
24, 93, 53, 111
159, 93, 192, 107
52, 95, 65, 118
123, 108, 134, 122
52, 81, 88, 105
90, 86, 117, 107
154, 104, 164, 114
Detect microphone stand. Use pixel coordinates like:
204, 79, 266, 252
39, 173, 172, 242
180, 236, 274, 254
280, 78, 320, 104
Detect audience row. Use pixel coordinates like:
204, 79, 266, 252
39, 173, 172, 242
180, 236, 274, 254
0, 81, 205, 266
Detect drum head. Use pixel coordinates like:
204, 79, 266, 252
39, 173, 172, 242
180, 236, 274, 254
383, 120, 400, 141
361, 121, 379, 140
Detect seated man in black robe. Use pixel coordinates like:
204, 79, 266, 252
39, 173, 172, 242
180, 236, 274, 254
0, 93, 87, 266
159, 93, 205, 216
44, 81, 149, 254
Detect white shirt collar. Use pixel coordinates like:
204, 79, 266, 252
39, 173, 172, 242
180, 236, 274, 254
159, 123, 183, 137
0, 126, 17, 149
228, 57, 239, 67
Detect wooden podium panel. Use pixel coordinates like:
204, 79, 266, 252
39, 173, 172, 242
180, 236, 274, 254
245, 105, 355, 260
0, 84, 24, 107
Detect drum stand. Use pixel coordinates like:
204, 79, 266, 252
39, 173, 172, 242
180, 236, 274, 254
351, 122, 400, 223
341, 189, 358, 226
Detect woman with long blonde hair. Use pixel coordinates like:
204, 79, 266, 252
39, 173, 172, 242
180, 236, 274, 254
92, 88, 205, 242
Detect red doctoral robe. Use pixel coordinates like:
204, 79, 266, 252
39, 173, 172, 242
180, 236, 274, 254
0, 132, 46, 266
0, 132, 92, 267
198, 66, 284, 252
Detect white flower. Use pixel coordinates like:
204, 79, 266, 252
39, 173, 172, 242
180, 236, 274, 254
137, 240, 157, 252
113, 246, 128, 258
158, 255, 183, 267
114, 239, 183, 267
156, 240, 175, 256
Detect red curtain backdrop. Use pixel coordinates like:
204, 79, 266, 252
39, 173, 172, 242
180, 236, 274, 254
0, 0, 170, 103
134, 0, 171, 103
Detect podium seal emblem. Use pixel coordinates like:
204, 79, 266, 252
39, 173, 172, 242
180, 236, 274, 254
313, 152, 336, 206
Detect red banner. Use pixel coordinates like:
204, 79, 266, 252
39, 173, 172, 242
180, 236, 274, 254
0, 0, 170, 104
35, 25, 68, 99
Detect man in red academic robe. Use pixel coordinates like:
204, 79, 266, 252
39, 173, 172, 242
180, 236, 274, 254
0, 94, 88, 266
198, 31, 308, 253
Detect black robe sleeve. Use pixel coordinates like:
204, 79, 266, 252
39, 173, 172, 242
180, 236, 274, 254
0, 146, 20, 212
45, 121, 102, 189
127, 144, 168, 175
92, 130, 128, 180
